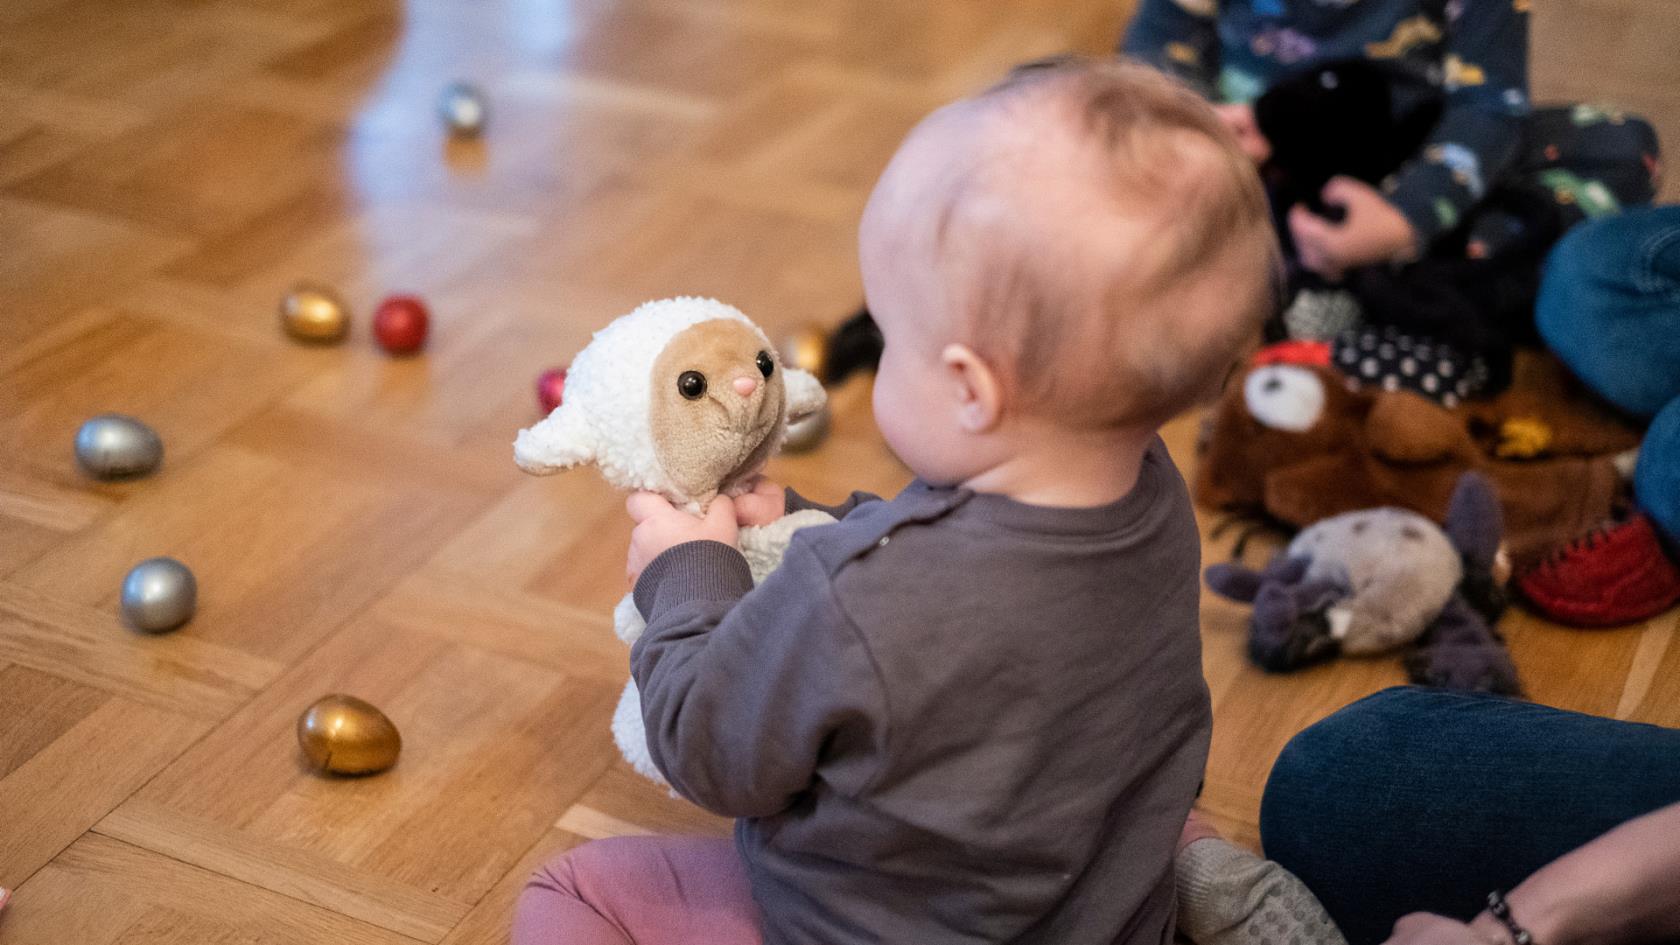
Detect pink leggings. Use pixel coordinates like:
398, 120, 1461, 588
513, 836, 764, 945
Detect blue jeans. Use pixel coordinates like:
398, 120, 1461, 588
1260, 687, 1680, 945
1536, 206, 1680, 546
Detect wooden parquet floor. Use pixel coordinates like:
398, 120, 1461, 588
1, 1, 1676, 941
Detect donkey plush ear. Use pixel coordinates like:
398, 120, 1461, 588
513, 404, 596, 475
782, 368, 826, 423
1204, 562, 1267, 602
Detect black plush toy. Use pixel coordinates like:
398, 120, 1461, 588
1253, 59, 1563, 394
1253, 58, 1439, 227
822, 306, 884, 386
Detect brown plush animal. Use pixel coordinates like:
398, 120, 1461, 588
1196, 352, 1640, 569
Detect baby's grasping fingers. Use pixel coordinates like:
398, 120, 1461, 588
733, 477, 788, 527
625, 492, 740, 587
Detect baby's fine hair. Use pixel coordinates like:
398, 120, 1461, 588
951, 57, 1283, 428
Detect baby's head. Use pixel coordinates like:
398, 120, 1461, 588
860, 57, 1280, 483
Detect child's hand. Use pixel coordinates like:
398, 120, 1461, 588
1214, 103, 1271, 164
626, 492, 739, 587
1289, 176, 1419, 279
733, 477, 787, 527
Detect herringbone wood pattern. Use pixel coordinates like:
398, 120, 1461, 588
1, 1, 1675, 942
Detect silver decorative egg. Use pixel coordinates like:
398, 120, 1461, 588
439, 82, 488, 137
782, 403, 831, 454
120, 557, 197, 634
75, 414, 163, 480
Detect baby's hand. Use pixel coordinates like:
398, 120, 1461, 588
626, 492, 739, 587
733, 477, 787, 527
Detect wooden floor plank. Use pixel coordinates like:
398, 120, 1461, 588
95, 799, 468, 943
0, 582, 280, 720
0, 686, 208, 888
5, 833, 424, 945
130, 616, 622, 913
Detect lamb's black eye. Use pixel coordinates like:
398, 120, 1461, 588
678, 370, 707, 400
755, 351, 774, 378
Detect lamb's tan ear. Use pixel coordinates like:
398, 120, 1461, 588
782, 368, 826, 422
513, 404, 596, 475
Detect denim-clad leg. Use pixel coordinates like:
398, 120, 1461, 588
1637, 398, 1680, 548
1259, 686, 1680, 945
1535, 206, 1680, 545
1535, 206, 1680, 418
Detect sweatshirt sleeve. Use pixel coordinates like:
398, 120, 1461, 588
784, 487, 882, 519
1382, 0, 1530, 247
1120, 0, 1221, 99
1175, 839, 1347, 945
631, 538, 888, 817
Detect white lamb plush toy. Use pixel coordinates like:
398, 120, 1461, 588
513, 297, 835, 784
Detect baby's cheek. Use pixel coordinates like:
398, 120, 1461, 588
871, 368, 907, 442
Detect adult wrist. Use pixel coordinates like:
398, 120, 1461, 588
1470, 913, 1518, 945
1484, 892, 1538, 945
1472, 887, 1575, 945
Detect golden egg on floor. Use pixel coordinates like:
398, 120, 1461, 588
296, 694, 402, 775
280, 284, 351, 343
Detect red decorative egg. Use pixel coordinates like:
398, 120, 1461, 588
536, 368, 567, 414
373, 295, 429, 355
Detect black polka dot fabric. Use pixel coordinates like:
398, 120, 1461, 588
1330, 325, 1490, 407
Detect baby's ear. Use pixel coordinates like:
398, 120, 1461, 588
782, 368, 826, 422
513, 405, 596, 475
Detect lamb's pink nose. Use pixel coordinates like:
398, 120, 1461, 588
733, 376, 759, 397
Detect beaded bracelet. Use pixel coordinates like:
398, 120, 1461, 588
1487, 891, 1535, 945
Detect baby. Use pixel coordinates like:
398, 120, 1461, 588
515, 57, 1279, 945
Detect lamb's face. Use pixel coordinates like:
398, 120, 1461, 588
649, 319, 787, 499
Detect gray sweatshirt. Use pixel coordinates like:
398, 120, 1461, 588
631, 439, 1212, 945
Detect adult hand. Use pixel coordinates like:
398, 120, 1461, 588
1288, 176, 1420, 280
1214, 103, 1271, 163
626, 492, 739, 587
1384, 913, 1504, 945
732, 477, 787, 527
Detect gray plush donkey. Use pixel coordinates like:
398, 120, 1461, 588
1204, 472, 1520, 695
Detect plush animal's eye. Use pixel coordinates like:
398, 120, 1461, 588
678, 370, 707, 400
755, 351, 774, 378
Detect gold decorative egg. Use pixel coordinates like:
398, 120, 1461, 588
280, 284, 351, 343
778, 325, 830, 380
297, 694, 402, 775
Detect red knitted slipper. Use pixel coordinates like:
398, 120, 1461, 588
1517, 514, 1680, 627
